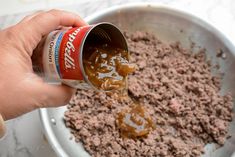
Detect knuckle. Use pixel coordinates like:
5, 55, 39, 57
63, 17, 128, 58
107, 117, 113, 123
3, 24, 35, 54
22, 14, 31, 20
47, 9, 61, 15
4, 27, 19, 41
35, 10, 44, 14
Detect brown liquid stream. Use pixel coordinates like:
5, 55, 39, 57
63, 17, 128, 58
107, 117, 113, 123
83, 44, 135, 91
83, 44, 154, 138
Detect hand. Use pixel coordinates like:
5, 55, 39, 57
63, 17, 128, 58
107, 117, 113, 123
0, 10, 87, 120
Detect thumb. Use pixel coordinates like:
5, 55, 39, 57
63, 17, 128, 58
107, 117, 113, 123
34, 83, 75, 107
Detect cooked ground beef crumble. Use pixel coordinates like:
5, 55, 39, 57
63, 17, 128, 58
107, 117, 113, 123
64, 31, 233, 157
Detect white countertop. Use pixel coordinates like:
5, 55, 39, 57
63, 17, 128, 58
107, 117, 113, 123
0, 0, 235, 156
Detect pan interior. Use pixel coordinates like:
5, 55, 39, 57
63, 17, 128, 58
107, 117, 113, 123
40, 4, 235, 157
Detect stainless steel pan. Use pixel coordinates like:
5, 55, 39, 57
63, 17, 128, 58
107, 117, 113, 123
40, 3, 235, 157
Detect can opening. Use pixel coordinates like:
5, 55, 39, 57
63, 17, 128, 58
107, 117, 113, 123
83, 23, 128, 53
81, 23, 131, 91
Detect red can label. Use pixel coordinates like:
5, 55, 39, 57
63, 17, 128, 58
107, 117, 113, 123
42, 26, 92, 88
59, 27, 90, 80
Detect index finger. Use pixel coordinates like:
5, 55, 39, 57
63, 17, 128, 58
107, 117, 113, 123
26, 9, 87, 37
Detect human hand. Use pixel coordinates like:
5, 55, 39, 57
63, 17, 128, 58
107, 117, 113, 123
0, 10, 87, 120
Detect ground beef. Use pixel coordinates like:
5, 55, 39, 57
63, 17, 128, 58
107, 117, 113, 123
64, 31, 233, 157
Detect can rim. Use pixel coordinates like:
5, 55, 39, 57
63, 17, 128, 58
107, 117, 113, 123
79, 22, 129, 91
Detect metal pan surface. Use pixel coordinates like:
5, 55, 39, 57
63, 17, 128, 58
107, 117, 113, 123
40, 3, 235, 157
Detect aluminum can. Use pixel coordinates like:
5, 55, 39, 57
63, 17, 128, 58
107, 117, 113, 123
33, 22, 128, 89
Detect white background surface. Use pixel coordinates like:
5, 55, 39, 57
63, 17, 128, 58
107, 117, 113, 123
0, 0, 91, 16
0, 0, 235, 157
